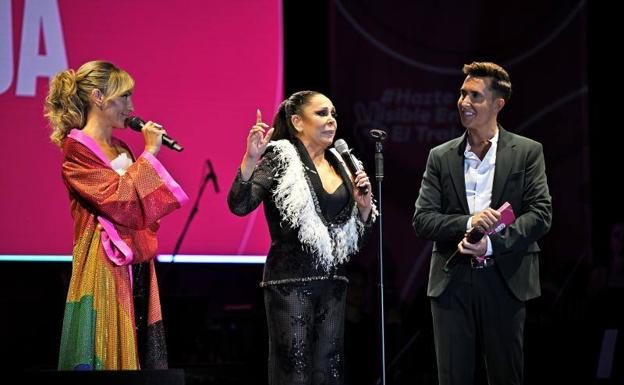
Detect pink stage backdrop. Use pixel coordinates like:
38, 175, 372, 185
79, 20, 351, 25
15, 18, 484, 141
0, 0, 281, 256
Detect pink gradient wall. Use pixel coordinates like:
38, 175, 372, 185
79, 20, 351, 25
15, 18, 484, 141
0, 0, 281, 255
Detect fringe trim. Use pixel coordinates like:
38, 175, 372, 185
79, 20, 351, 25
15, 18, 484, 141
269, 140, 376, 272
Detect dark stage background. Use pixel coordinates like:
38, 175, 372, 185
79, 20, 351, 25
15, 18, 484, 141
1, 1, 622, 384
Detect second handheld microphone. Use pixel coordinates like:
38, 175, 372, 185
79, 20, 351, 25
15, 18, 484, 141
442, 227, 485, 273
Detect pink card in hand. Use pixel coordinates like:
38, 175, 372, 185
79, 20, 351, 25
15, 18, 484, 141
487, 202, 516, 235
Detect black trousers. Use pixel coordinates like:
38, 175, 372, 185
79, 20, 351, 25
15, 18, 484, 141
264, 279, 347, 385
431, 264, 526, 385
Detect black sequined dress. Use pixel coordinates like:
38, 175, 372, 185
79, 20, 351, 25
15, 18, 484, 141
228, 138, 374, 385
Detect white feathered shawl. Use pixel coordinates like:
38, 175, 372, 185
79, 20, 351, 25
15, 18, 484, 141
268, 139, 377, 272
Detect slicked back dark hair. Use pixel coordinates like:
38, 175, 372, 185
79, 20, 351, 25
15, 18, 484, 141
463, 62, 512, 102
272, 90, 320, 141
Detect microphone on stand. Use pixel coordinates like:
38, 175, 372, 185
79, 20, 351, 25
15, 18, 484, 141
124, 116, 184, 152
205, 159, 219, 192
370, 129, 388, 141
171, 159, 218, 262
334, 139, 368, 195
368, 128, 388, 385
369, 129, 387, 181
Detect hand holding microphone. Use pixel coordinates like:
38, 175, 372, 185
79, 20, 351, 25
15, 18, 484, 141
442, 204, 514, 273
334, 139, 369, 195
334, 139, 372, 221
141, 121, 165, 155
125, 116, 184, 152
457, 227, 488, 255
442, 227, 487, 273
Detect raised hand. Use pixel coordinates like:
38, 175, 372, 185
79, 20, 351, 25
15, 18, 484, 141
246, 109, 275, 161
240, 109, 275, 180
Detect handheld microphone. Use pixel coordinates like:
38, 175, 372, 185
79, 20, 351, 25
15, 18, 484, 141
333, 139, 369, 195
442, 202, 516, 273
124, 116, 184, 152
442, 227, 485, 273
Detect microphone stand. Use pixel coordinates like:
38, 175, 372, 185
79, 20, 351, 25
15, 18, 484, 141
171, 160, 219, 262
370, 129, 388, 385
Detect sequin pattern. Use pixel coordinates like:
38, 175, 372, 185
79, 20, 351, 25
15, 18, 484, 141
58, 136, 183, 370
265, 280, 347, 385
228, 139, 372, 384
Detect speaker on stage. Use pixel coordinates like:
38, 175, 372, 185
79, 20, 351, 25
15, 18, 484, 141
22, 369, 185, 385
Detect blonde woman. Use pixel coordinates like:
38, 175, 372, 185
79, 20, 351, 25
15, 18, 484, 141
45, 60, 188, 370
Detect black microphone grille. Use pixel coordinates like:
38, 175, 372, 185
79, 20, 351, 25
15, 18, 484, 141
369, 129, 388, 141
467, 227, 486, 243
333, 138, 349, 154
125, 116, 145, 132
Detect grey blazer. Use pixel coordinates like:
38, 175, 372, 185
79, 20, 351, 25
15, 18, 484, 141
413, 126, 552, 301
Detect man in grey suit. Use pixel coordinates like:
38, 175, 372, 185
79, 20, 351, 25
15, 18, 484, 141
413, 62, 552, 385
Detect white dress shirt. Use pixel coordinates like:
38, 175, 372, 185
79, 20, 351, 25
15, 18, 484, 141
464, 130, 499, 256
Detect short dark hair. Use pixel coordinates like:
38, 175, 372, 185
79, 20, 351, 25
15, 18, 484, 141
463, 62, 512, 102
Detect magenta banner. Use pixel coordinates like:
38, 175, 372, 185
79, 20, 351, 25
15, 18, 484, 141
0, 0, 282, 256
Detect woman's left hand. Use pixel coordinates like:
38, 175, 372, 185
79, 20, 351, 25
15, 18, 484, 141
353, 170, 373, 221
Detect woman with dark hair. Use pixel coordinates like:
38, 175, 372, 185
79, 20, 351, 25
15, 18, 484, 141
228, 91, 377, 384
45, 60, 188, 370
